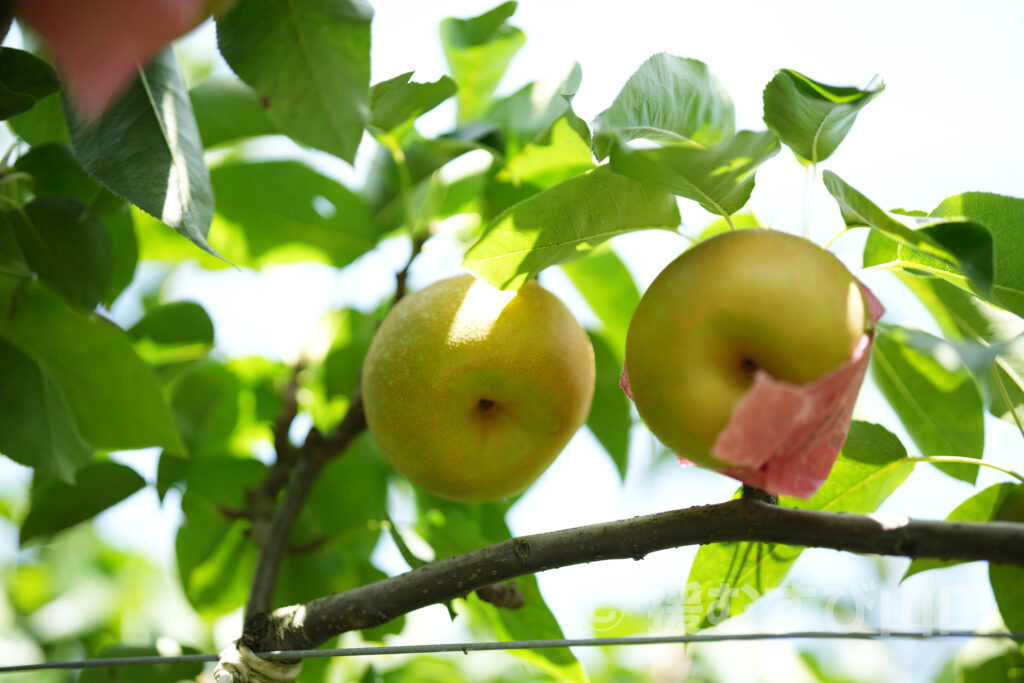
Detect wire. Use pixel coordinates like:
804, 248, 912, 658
2, 631, 1023, 674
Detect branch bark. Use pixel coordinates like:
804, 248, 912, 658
254, 498, 1024, 652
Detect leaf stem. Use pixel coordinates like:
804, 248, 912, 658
908, 456, 1024, 484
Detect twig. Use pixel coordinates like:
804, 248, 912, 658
254, 498, 1024, 651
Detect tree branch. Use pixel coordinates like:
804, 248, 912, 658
253, 498, 1024, 652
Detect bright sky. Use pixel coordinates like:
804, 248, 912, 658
4, 2, 1024, 680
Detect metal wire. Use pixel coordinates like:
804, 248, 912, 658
2, 631, 1023, 674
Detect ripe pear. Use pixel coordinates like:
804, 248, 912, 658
362, 274, 595, 502
625, 229, 868, 468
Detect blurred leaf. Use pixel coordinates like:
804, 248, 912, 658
322, 308, 377, 399
561, 247, 638, 360
950, 635, 1024, 682
441, 2, 525, 123
0, 215, 29, 278
7, 196, 112, 309
13, 143, 100, 203
897, 276, 1024, 424
156, 451, 189, 501
8, 92, 70, 145
698, 211, 764, 240
415, 493, 582, 679
217, 0, 372, 162
20, 462, 146, 545
486, 63, 586, 159
0, 47, 59, 120
763, 69, 883, 165
168, 360, 241, 458
593, 53, 734, 160
129, 300, 215, 346
98, 205, 138, 306
872, 325, 984, 483
78, 645, 204, 683
904, 483, 1023, 579
0, 275, 186, 453
990, 563, 1024, 639
931, 192, 1024, 318
609, 129, 779, 218
686, 422, 910, 632
211, 160, 377, 267
824, 171, 993, 297
586, 333, 630, 480
464, 165, 680, 290
176, 458, 265, 615
67, 50, 218, 259
189, 77, 276, 148
369, 72, 456, 133
0, 339, 92, 483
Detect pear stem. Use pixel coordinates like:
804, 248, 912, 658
741, 485, 778, 505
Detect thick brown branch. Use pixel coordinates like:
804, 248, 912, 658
255, 499, 1024, 652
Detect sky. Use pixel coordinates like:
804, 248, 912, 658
4, 1, 1024, 680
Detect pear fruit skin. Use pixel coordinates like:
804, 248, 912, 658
362, 274, 595, 502
625, 229, 868, 468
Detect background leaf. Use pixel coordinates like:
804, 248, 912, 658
369, 72, 457, 133
0, 47, 60, 120
217, 0, 372, 162
561, 246, 639, 360
128, 300, 215, 347
66, 49, 217, 258
685, 422, 911, 632
20, 462, 146, 545
763, 69, 883, 165
585, 333, 631, 480
464, 165, 680, 290
931, 192, 1024, 317
609, 129, 779, 218
824, 171, 994, 296
872, 325, 984, 482
592, 53, 734, 160
440, 1, 525, 123
6, 196, 112, 309
8, 91, 70, 145
12, 143, 100, 203
0, 339, 92, 483
188, 77, 276, 148
0, 275, 185, 454
210, 160, 377, 268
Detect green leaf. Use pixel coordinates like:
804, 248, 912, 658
129, 300, 215, 347
586, 333, 630, 480
20, 462, 146, 545
217, 0, 372, 163
685, 422, 911, 632
168, 361, 241, 459
7, 196, 112, 309
609, 129, 779, 218
463, 165, 680, 290
415, 493, 583, 680
561, 246, 639, 360
871, 325, 984, 483
486, 63, 586, 159
8, 92, 70, 145
0, 275, 186, 454
593, 53, 735, 160
12, 143, 100, 203
322, 308, 378, 399
763, 69, 883, 165
176, 459, 264, 615
0, 340, 92, 483
0, 216, 29, 279
66, 50, 218, 259
990, 563, 1024, 639
0, 47, 60, 120
897, 276, 1024, 424
369, 72, 457, 133
440, 2, 525, 123
211, 160, 377, 268
99, 204, 138, 306
79, 645, 203, 683
903, 482, 1023, 580
189, 77, 276, 148
950, 639, 1024, 683
931, 192, 1024, 318
824, 171, 994, 296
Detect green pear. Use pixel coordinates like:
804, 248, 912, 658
362, 274, 595, 502
625, 229, 868, 467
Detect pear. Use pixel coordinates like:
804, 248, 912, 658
363, 274, 595, 502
